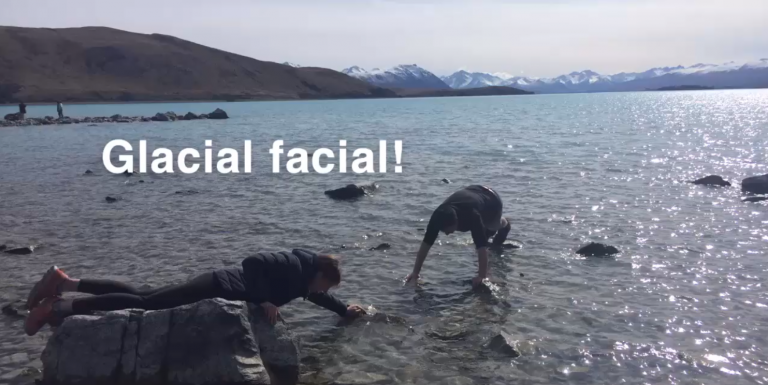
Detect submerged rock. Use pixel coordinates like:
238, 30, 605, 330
324, 183, 378, 200
742, 174, 768, 195
487, 331, 521, 358
4, 246, 35, 255
576, 242, 619, 257
208, 108, 229, 120
2, 300, 26, 318
105, 196, 118, 203
369, 243, 391, 251
441, 178, 451, 184
84, 169, 93, 175
334, 371, 389, 385
42, 299, 297, 385
690, 175, 730, 187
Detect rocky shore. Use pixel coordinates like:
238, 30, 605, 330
1, 108, 229, 127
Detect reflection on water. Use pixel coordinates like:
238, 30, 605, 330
1, 90, 767, 384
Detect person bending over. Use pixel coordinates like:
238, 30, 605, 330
405, 185, 511, 287
24, 249, 366, 336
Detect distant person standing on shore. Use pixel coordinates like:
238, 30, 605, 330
56, 101, 64, 119
18, 102, 26, 119
404, 185, 512, 287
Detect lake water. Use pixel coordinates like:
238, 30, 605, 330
1, 91, 767, 385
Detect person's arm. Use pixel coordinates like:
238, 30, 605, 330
241, 255, 272, 304
410, 241, 432, 278
468, 211, 490, 284
307, 292, 349, 317
406, 217, 440, 284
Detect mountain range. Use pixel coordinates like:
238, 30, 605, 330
344, 60, 768, 93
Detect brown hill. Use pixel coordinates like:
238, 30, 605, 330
0, 26, 395, 103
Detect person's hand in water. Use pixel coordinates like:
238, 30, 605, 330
404, 272, 420, 286
260, 302, 280, 325
345, 304, 367, 318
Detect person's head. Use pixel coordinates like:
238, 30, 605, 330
309, 254, 342, 293
433, 206, 458, 235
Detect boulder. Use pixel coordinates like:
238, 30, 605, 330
4, 112, 22, 121
743, 196, 768, 203
208, 108, 229, 119
2, 299, 26, 319
84, 170, 94, 175
576, 242, 619, 257
324, 183, 378, 200
165, 112, 179, 121
42, 299, 298, 385
123, 170, 133, 176
105, 196, 118, 203
690, 175, 730, 187
141, 117, 152, 122
4, 246, 35, 255
45, 116, 55, 121
185, 112, 200, 120
441, 178, 451, 184
742, 174, 768, 195
369, 243, 391, 251
151, 113, 172, 122
487, 331, 521, 358
110, 114, 123, 121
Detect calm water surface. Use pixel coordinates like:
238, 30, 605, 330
1, 91, 767, 385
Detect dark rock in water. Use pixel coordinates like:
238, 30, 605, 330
141, 117, 152, 122
208, 108, 229, 120
42, 299, 299, 385
5, 246, 35, 255
175, 190, 200, 196
109, 114, 123, 121
84, 170, 93, 175
426, 324, 471, 341
44, 116, 55, 121
105, 196, 118, 203
520, 273, 524, 277
576, 242, 619, 257
116, 118, 132, 123
151, 112, 171, 122
691, 175, 731, 187
417, 228, 425, 232
2, 300, 26, 318
487, 331, 521, 358
340, 244, 347, 249
59, 118, 73, 124
368, 313, 407, 326
324, 183, 378, 200
4, 112, 22, 121
0, 245, 5, 251
742, 174, 768, 195
138, 180, 145, 183
123, 170, 132, 176
369, 243, 391, 251
441, 178, 451, 184
184, 112, 199, 120
743, 196, 768, 203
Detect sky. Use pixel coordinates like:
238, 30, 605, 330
1, 0, 766, 78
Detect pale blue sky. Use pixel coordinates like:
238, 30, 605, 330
1, 0, 766, 77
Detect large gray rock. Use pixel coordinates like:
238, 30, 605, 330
742, 174, 768, 195
4, 112, 22, 121
151, 112, 171, 122
42, 299, 299, 385
487, 331, 521, 358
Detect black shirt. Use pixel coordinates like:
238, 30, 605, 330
221, 249, 348, 316
423, 185, 500, 249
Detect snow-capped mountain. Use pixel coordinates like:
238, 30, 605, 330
342, 64, 450, 89
443, 59, 768, 93
441, 70, 507, 89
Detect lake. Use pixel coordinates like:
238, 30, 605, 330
1, 90, 767, 384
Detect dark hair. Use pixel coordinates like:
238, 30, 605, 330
317, 254, 341, 285
433, 206, 457, 230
